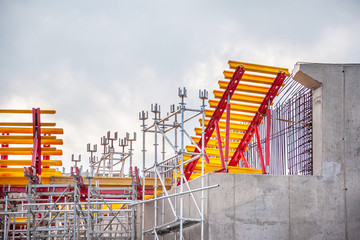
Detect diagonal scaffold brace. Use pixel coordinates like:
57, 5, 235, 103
182, 65, 245, 181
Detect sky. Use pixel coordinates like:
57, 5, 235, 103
0, 0, 359, 174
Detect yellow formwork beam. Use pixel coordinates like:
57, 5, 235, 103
0, 138, 63, 145
0, 148, 62, 155
0, 122, 56, 127
214, 90, 266, 105
0, 135, 57, 140
0, 147, 56, 151
200, 118, 249, 132
228, 60, 290, 76
191, 136, 240, 149
186, 145, 235, 158
205, 163, 262, 174
0, 160, 62, 166
0, 127, 63, 134
0, 176, 52, 186
0, 168, 56, 173
194, 127, 244, 141
0, 109, 56, 114
223, 72, 286, 86
218, 80, 272, 95
205, 109, 254, 123
0, 170, 62, 177
209, 100, 259, 114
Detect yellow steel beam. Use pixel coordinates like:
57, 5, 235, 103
194, 127, 244, 141
0, 109, 56, 114
205, 163, 262, 174
0, 127, 63, 134
191, 136, 240, 149
0, 122, 56, 127
228, 60, 290, 76
0, 160, 62, 166
0, 168, 56, 173
200, 119, 249, 132
205, 109, 254, 123
223, 72, 286, 86
0, 148, 62, 155
209, 100, 259, 114
0, 147, 56, 152
0, 138, 63, 145
0, 176, 52, 186
0, 170, 61, 177
186, 145, 235, 158
218, 80, 272, 95
0, 135, 56, 140
214, 90, 265, 105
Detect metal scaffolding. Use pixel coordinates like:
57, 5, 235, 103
140, 87, 213, 240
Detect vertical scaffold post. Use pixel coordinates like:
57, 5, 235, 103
199, 89, 208, 240
139, 110, 148, 240
178, 87, 187, 240
151, 103, 160, 239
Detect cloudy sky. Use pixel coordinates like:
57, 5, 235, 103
0, 0, 359, 173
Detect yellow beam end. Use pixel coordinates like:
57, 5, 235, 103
228, 60, 290, 76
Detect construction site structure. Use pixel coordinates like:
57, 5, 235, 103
0, 60, 341, 240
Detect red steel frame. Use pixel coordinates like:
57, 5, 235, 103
228, 71, 287, 171
183, 65, 245, 181
31, 107, 42, 175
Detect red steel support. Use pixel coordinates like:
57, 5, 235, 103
214, 120, 225, 169
265, 108, 271, 167
183, 66, 245, 181
239, 151, 249, 168
254, 125, 266, 174
224, 98, 231, 163
31, 108, 42, 175
228, 71, 287, 168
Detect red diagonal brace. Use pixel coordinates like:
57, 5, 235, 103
228, 71, 287, 168
182, 65, 245, 181
265, 108, 271, 167
254, 125, 266, 174
214, 120, 225, 169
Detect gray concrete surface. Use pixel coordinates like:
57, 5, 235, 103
142, 63, 360, 239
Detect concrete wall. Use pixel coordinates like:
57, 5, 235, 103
142, 63, 360, 239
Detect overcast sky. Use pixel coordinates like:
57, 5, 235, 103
0, 0, 359, 173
